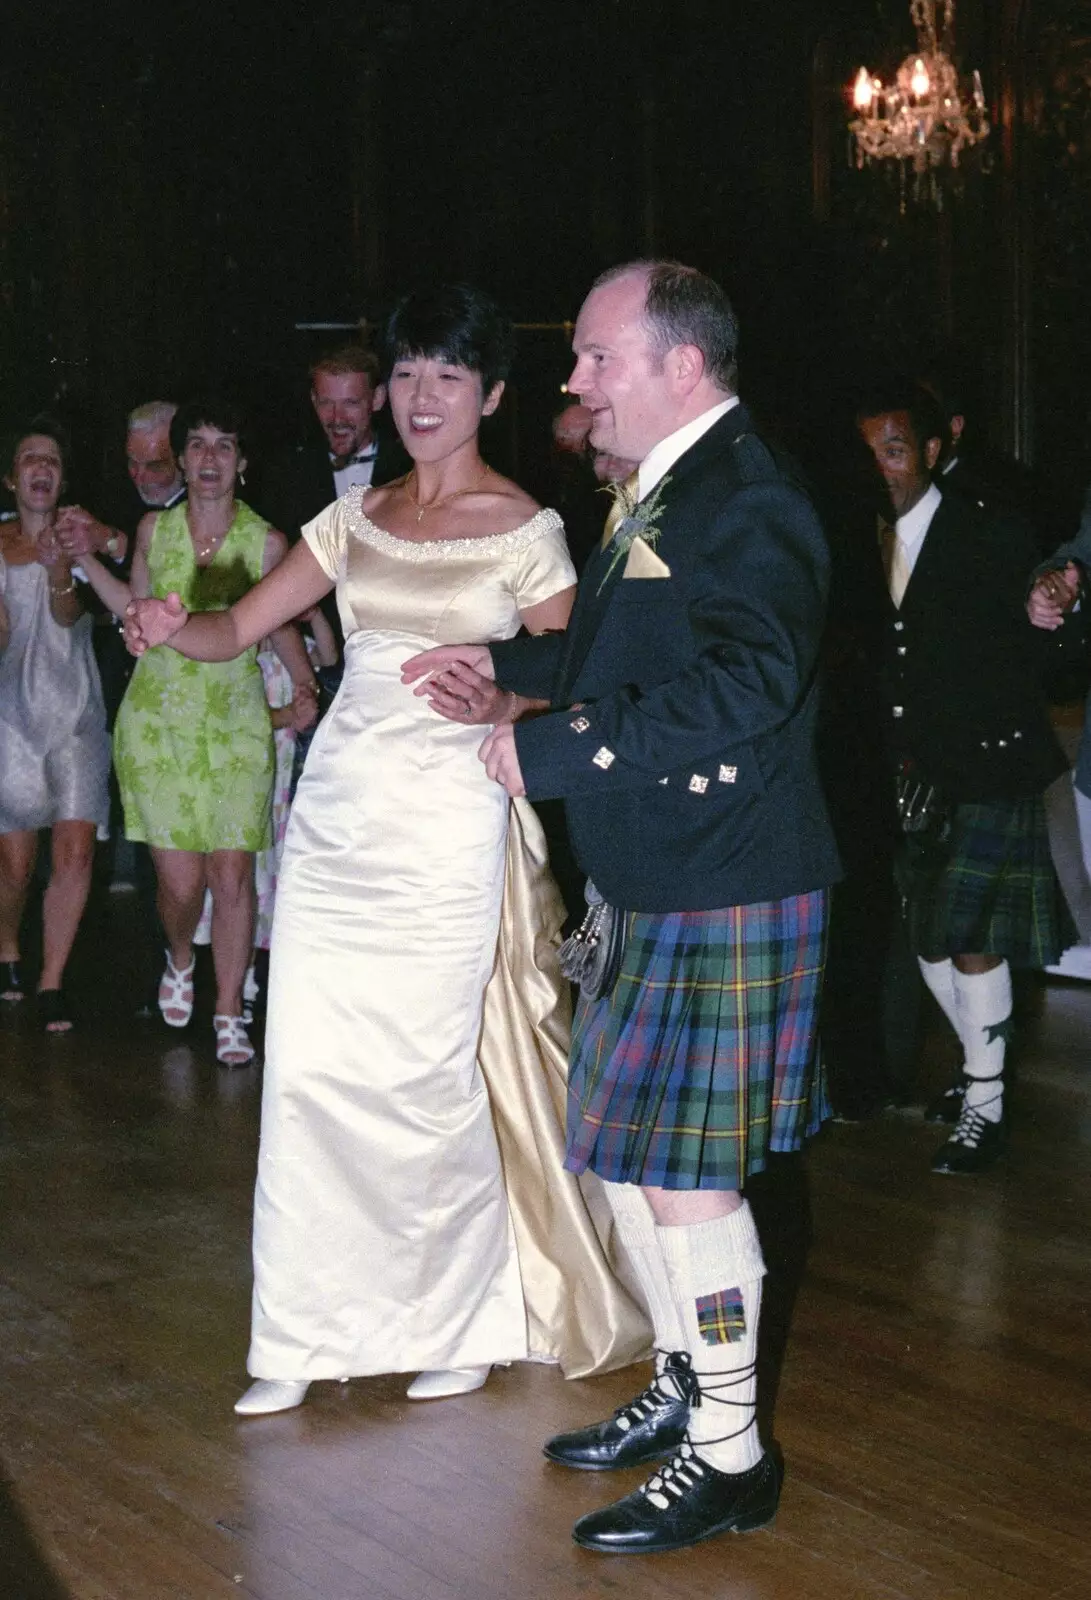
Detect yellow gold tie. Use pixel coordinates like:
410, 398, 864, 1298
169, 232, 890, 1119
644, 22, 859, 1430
602, 471, 641, 549
880, 521, 912, 608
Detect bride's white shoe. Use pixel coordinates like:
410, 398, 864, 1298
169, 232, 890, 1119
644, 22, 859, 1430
234, 1378, 311, 1416
406, 1365, 491, 1400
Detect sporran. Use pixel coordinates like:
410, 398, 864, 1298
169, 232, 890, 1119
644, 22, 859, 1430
557, 881, 625, 1001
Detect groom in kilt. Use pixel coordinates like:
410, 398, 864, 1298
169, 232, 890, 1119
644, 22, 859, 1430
405, 260, 840, 1553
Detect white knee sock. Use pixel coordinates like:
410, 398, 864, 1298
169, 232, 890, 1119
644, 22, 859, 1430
951, 962, 1011, 1124
918, 956, 961, 1036
657, 1203, 766, 1474
601, 1182, 686, 1385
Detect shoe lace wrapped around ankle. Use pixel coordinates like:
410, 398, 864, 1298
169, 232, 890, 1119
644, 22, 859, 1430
612, 1350, 701, 1432
679, 1352, 760, 1445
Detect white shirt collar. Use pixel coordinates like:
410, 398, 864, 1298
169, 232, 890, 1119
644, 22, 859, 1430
894, 481, 942, 562
637, 397, 740, 501
332, 451, 378, 498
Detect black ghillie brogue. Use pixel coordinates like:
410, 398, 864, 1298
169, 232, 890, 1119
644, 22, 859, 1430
572, 1443, 780, 1554
543, 1351, 698, 1472
931, 1104, 1005, 1174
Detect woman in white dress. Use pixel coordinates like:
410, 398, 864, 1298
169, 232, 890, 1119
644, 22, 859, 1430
126, 286, 650, 1416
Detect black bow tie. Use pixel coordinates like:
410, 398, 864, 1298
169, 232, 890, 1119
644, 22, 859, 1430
333, 447, 377, 466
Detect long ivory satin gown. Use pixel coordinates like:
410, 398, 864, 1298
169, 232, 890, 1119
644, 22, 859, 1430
248, 487, 650, 1383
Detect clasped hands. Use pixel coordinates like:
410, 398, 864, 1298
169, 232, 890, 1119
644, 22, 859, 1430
124, 592, 190, 656
1027, 562, 1081, 630
401, 644, 526, 797
54, 505, 124, 561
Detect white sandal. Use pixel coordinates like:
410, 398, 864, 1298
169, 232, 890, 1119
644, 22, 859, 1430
214, 1013, 255, 1067
158, 950, 195, 1027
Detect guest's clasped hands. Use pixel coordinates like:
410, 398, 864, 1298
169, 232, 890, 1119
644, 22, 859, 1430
54, 504, 123, 561
1027, 561, 1081, 630
402, 645, 527, 797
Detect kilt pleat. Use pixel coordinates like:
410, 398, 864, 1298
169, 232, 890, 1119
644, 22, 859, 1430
898, 796, 1073, 967
565, 891, 829, 1191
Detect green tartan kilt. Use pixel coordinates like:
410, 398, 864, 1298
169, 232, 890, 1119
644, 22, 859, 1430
896, 795, 1073, 967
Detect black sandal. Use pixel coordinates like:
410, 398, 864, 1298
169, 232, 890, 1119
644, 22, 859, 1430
38, 990, 74, 1033
1, 961, 24, 1003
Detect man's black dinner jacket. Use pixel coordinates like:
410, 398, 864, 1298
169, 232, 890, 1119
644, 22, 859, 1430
491, 405, 841, 913
874, 490, 1065, 803
255, 428, 408, 545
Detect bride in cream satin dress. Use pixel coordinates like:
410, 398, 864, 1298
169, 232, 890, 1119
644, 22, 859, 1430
248, 485, 649, 1389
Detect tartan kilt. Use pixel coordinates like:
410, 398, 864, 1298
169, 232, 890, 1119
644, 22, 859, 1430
565, 891, 829, 1191
896, 794, 1073, 967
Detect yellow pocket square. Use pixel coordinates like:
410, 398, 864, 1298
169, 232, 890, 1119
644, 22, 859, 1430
622, 536, 671, 579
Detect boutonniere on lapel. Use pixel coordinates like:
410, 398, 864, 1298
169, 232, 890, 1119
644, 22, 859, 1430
598, 474, 672, 593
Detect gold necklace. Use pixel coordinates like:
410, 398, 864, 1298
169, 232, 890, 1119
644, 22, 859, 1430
192, 535, 224, 563
187, 512, 227, 564
402, 464, 490, 525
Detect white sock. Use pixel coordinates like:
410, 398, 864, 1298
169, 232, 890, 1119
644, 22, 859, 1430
657, 1203, 765, 1474
918, 956, 961, 1036
951, 962, 1011, 1124
602, 1182, 686, 1387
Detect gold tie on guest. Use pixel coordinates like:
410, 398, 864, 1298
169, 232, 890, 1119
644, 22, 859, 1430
880, 520, 912, 608
601, 471, 641, 549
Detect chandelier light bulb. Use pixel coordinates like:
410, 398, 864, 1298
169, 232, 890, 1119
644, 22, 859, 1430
853, 67, 875, 111
910, 57, 930, 97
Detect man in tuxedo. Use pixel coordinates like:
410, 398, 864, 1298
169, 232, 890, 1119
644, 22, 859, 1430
56, 400, 184, 564
256, 346, 407, 646
123, 401, 186, 516
257, 345, 406, 544
405, 261, 838, 1554
856, 386, 1068, 1173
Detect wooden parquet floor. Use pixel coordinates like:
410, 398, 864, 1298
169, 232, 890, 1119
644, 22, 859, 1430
1, 889, 1089, 1599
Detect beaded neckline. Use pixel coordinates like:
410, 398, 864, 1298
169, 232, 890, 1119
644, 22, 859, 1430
344, 488, 562, 563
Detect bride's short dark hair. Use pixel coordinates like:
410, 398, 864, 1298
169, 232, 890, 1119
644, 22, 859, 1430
383, 285, 515, 393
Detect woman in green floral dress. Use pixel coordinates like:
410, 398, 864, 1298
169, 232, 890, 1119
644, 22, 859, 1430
80, 400, 317, 1064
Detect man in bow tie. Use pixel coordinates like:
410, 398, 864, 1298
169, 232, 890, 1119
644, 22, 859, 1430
255, 344, 409, 546
309, 346, 387, 495
404, 260, 839, 1555
256, 344, 407, 644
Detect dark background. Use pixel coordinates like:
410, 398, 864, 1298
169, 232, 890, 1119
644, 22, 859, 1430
1, 0, 1088, 523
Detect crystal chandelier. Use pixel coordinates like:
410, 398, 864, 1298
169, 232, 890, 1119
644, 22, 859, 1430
849, 0, 989, 201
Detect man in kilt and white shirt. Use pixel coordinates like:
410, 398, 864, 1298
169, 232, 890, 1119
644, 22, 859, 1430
856, 385, 1069, 1174
404, 260, 840, 1553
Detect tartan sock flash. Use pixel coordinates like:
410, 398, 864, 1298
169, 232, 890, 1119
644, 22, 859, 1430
602, 1182, 687, 1391
657, 1202, 766, 1475
952, 961, 1012, 1125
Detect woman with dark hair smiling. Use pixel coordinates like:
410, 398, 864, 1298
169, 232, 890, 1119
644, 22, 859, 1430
125, 285, 648, 1416
78, 398, 317, 1064
0, 417, 110, 1031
